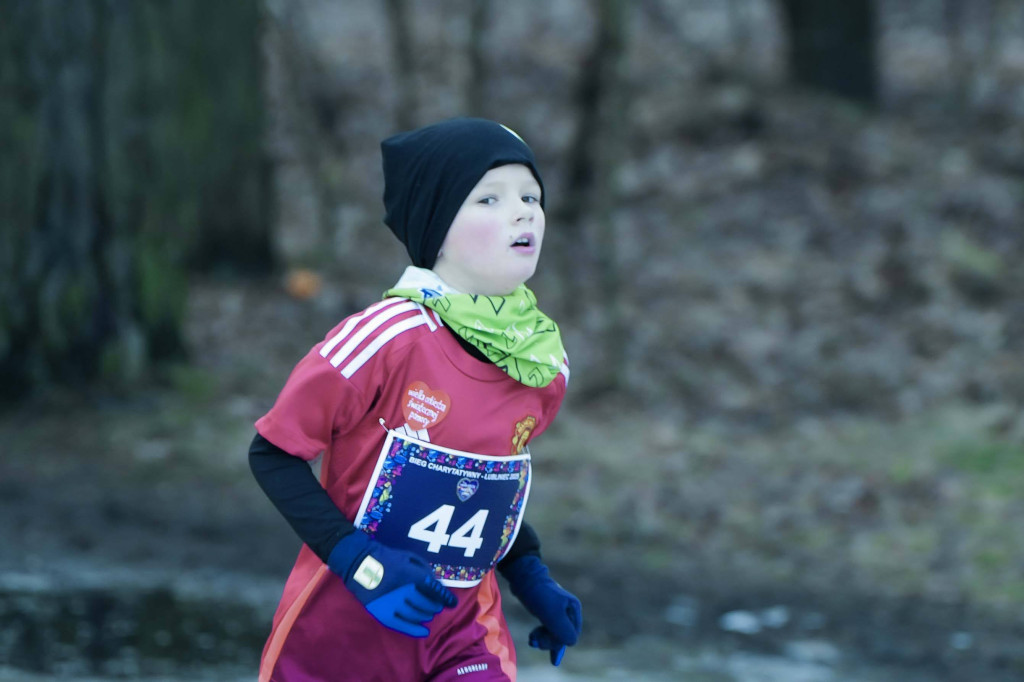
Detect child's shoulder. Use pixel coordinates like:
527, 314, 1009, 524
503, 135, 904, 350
315, 297, 440, 377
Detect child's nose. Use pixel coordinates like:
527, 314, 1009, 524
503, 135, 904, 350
514, 206, 535, 222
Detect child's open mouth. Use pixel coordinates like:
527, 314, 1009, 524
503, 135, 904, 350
511, 233, 536, 254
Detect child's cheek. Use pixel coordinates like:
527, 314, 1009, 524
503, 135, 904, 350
466, 219, 500, 247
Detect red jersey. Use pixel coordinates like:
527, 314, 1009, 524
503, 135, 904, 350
255, 297, 568, 682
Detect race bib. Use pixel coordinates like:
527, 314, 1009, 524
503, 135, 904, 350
353, 429, 531, 587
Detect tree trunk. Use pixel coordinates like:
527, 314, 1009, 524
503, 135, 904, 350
384, 0, 418, 130
555, 0, 632, 396
464, 0, 491, 117
589, 0, 632, 396
0, 0, 267, 401
0, 0, 146, 399
779, 0, 879, 104
172, 2, 272, 274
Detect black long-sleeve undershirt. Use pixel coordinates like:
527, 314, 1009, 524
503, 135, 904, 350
248, 433, 355, 563
248, 432, 541, 571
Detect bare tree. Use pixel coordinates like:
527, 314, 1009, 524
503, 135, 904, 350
175, 2, 271, 274
464, 0, 492, 117
384, 0, 418, 130
557, 0, 633, 395
944, 0, 1007, 113
725, 0, 753, 67
0, 0, 267, 400
778, 0, 879, 104
1, 0, 167, 398
266, 0, 354, 265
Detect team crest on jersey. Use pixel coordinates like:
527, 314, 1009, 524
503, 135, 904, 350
402, 381, 451, 431
511, 415, 538, 454
456, 478, 479, 502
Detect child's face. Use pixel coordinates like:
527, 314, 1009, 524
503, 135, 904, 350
432, 164, 545, 296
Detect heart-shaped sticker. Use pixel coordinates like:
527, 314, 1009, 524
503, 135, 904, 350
456, 478, 479, 502
402, 381, 451, 430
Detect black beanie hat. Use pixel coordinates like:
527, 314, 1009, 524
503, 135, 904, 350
381, 117, 545, 269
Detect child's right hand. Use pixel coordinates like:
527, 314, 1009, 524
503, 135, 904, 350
327, 531, 458, 637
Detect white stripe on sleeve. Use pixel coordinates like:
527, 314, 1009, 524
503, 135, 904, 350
340, 315, 427, 378
416, 303, 437, 331
324, 300, 420, 369
319, 298, 401, 358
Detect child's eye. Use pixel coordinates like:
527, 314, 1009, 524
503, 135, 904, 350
477, 196, 498, 205
523, 194, 540, 204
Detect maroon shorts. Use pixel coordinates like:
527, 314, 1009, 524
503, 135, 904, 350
260, 562, 517, 681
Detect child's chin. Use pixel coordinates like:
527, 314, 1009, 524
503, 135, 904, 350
470, 271, 535, 296
474, 280, 526, 296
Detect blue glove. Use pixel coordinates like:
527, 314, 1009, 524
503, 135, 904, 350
502, 555, 582, 666
327, 531, 457, 637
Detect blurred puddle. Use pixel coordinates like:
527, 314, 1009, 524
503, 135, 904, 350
0, 575, 977, 682
0, 579, 265, 680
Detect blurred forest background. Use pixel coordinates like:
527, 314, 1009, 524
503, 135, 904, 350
3, 0, 1024, 680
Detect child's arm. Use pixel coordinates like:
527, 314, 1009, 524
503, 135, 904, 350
248, 433, 456, 637
497, 525, 583, 666
496, 520, 541, 567
248, 432, 353, 559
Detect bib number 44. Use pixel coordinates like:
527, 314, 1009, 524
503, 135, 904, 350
408, 505, 489, 558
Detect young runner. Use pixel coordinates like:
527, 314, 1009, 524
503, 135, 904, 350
249, 118, 582, 681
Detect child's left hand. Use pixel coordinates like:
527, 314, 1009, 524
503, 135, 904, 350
528, 624, 571, 666
501, 555, 582, 666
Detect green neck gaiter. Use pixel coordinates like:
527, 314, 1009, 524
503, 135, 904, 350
384, 267, 565, 388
